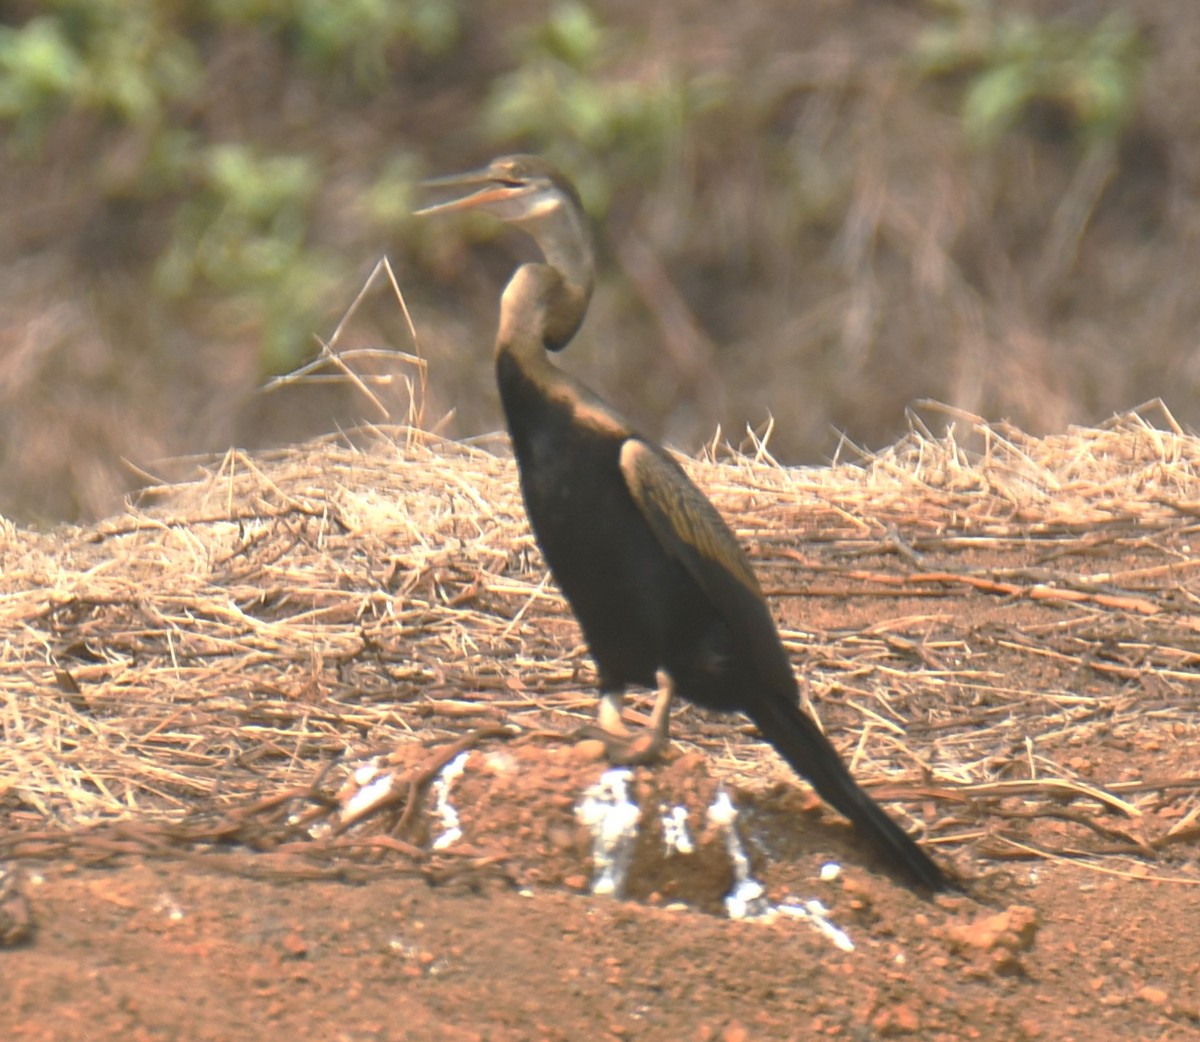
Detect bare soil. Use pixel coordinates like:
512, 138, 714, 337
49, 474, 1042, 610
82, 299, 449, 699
3, 440, 1198, 1040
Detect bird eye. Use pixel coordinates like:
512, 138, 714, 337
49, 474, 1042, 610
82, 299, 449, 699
496, 159, 530, 183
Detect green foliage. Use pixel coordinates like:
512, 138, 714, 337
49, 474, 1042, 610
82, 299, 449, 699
0, 2, 200, 138
212, 0, 459, 79
0, 18, 80, 124
914, 0, 1145, 145
154, 144, 336, 371
365, 152, 426, 230
0, 0, 460, 370
483, 1, 727, 212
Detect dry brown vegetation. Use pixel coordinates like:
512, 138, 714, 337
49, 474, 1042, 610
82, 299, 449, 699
3, 405, 1197, 870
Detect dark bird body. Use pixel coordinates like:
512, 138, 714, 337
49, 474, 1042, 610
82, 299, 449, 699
418, 155, 948, 891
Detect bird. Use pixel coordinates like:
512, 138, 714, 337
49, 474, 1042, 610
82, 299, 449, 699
416, 154, 949, 891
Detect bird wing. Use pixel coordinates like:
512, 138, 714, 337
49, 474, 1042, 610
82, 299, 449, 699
619, 439, 760, 594
619, 439, 794, 688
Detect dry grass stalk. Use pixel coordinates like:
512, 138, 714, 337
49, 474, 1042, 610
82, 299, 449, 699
1, 403, 1198, 876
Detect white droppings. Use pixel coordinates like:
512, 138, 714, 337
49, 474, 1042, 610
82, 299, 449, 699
661, 805, 694, 856
431, 751, 470, 850
707, 788, 738, 827
705, 791, 854, 950
153, 893, 185, 922
819, 862, 842, 883
777, 900, 855, 953
354, 759, 382, 785
342, 768, 397, 823
707, 789, 770, 920
725, 877, 769, 921
576, 769, 640, 896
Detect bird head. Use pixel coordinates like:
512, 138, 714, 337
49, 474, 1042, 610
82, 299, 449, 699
414, 154, 583, 228
415, 155, 595, 351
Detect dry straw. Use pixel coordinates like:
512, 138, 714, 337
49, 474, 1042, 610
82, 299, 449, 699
2, 387, 1198, 879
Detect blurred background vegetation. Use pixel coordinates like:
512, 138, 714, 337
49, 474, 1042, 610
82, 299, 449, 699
0, 0, 1194, 522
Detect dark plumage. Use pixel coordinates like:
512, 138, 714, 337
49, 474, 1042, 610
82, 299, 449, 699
417, 155, 948, 891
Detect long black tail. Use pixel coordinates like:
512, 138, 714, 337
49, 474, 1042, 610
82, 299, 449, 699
743, 691, 948, 891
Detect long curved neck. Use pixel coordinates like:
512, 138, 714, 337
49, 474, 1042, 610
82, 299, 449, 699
528, 193, 594, 315
494, 257, 629, 452
495, 263, 580, 373
493, 190, 596, 424
504, 192, 595, 357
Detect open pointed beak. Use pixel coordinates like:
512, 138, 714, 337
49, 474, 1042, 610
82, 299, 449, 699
413, 168, 530, 217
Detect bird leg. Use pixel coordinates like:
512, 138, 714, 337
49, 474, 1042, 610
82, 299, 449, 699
585, 671, 675, 766
597, 690, 630, 738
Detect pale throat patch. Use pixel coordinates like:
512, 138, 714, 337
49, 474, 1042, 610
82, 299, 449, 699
521, 194, 562, 220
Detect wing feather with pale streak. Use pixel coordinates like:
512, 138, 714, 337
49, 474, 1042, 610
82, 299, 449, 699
619, 439, 794, 688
